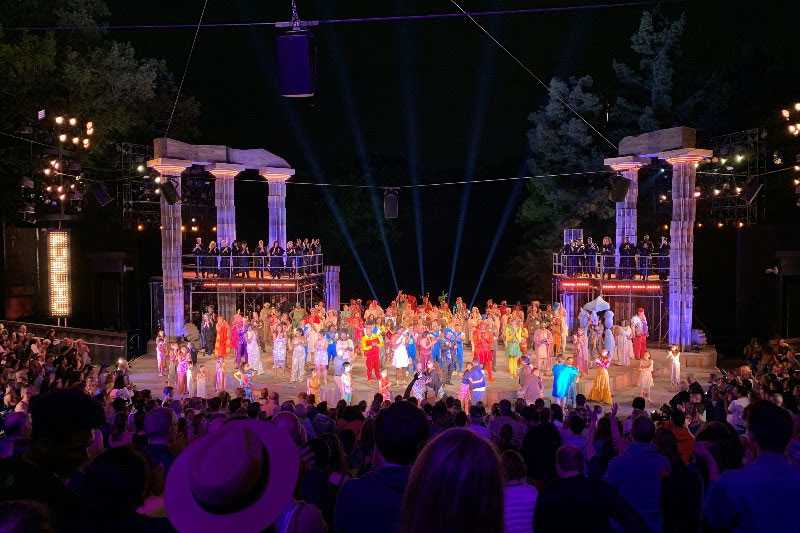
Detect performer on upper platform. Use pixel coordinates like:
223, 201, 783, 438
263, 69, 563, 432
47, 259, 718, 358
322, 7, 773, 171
560, 241, 572, 276
584, 237, 599, 277
268, 240, 283, 278
657, 235, 670, 280
191, 237, 205, 277
637, 234, 654, 279
205, 241, 218, 278
601, 236, 615, 279
219, 239, 232, 278
619, 238, 636, 280
255, 239, 267, 279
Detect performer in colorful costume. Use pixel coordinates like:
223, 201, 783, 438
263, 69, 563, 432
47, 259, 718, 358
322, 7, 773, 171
362, 325, 384, 381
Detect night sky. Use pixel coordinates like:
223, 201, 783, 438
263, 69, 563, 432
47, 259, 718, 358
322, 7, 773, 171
106, 0, 800, 342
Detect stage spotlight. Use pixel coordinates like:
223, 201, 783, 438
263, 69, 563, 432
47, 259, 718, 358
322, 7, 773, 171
383, 189, 399, 219
47, 230, 71, 317
137, 164, 145, 173
68, 117, 77, 126
55, 116, 64, 124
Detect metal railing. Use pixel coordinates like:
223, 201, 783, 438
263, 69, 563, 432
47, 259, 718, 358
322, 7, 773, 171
553, 253, 670, 280
182, 253, 324, 278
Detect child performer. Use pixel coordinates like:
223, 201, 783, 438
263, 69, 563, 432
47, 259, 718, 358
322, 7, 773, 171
458, 362, 473, 412
639, 351, 654, 401
214, 357, 226, 393
233, 363, 255, 401
341, 362, 353, 404
176, 348, 189, 396
587, 350, 613, 405
186, 361, 196, 397
156, 330, 167, 377
290, 329, 306, 383
667, 345, 681, 391
196, 364, 208, 398
314, 332, 329, 385
379, 368, 391, 399
272, 324, 288, 378
307, 367, 321, 399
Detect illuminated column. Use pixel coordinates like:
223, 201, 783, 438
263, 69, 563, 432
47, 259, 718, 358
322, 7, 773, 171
604, 156, 644, 269
207, 163, 244, 245
324, 265, 340, 311
259, 168, 295, 249
47, 230, 71, 323
661, 148, 712, 349
207, 164, 244, 322
149, 158, 192, 340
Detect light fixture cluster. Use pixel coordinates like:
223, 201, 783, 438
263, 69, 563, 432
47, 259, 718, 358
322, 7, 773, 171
54, 115, 93, 149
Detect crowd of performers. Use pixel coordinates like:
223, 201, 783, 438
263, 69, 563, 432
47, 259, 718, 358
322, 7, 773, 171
559, 234, 670, 280
156, 291, 674, 410
188, 237, 322, 278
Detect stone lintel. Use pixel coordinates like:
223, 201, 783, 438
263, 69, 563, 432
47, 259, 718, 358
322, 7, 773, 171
659, 148, 713, 164
153, 137, 292, 170
147, 157, 192, 176
206, 163, 245, 178
259, 167, 295, 181
619, 127, 697, 157
604, 155, 649, 172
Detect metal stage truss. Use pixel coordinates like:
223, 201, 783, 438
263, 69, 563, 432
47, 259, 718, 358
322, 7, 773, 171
552, 253, 667, 343
149, 257, 324, 335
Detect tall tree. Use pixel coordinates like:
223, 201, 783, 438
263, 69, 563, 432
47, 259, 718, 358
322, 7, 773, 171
515, 76, 612, 295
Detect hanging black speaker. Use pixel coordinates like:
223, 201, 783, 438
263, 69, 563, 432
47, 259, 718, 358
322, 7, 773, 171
384, 189, 399, 219
609, 174, 631, 202
276, 31, 316, 97
161, 180, 180, 205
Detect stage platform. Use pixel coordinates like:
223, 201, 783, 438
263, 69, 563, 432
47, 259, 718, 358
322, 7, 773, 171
128, 343, 718, 414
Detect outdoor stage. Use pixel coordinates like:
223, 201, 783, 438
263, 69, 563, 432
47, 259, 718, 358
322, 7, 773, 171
129, 342, 718, 412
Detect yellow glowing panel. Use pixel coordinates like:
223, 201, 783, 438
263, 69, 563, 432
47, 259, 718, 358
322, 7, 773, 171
48, 230, 71, 317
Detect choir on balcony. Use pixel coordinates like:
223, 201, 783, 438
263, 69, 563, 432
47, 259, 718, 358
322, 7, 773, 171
185, 237, 322, 278
556, 234, 670, 280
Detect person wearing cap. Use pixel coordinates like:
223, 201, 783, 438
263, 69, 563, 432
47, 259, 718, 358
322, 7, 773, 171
335, 401, 430, 533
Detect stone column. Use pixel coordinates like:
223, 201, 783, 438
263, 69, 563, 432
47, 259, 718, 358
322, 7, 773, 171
207, 164, 244, 322
259, 168, 294, 249
324, 265, 341, 311
207, 163, 244, 245
661, 148, 712, 349
148, 158, 192, 340
605, 156, 644, 269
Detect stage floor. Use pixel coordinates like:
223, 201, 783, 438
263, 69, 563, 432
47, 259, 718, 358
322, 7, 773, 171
128, 344, 717, 414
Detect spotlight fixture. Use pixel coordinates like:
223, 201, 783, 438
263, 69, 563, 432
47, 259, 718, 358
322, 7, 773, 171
794, 179, 800, 186
720, 158, 727, 165
58, 133, 67, 142
46, 185, 52, 192
212, 226, 217, 232
154, 176, 162, 184
137, 165, 145, 173
137, 224, 144, 231
735, 186, 742, 194
86, 121, 93, 129
659, 194, 667, 201
43, 168, 51, 176
737, 221, 745, 228
693, 190, 701, 198
57, 185, 63, 193
697, 222, 703, 228
55, 116, 64, 125
68, 117, 77, 126
59, 193, 66, 201
717, 222, 724, 228
713, 188, 721, 196
47, 230, 71, 317
662, 224, 668, 230
782, 109, 791, 118
72, 137, 79, 144
735, 154, 744, 163
191, 225, 198, 232
155, 187, 161, 195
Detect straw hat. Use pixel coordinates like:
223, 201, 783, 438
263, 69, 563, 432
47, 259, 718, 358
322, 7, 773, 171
165, 419, 299, 533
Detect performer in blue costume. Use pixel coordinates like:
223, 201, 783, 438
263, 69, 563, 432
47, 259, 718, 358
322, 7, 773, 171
430, 327, 442, 367
454, 328, 464, 372
551, 356, 579, 408
406, 329, 417, 370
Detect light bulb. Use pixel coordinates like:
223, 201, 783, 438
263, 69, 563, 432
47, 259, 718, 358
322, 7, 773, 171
86, 121, 93, 129
137, 165, 145, 173
212, 226, 217, 232
86, 128, 94, 135
72, 137, 79, 144
782, 109, 791, 118
794, 179, 800, 186
137, 224, 144, 231
57, 185, 63, 193
50, 159, 57, 166
59, 193, 66, 201
191, 217, 196, 223
70, 184, 75, 190
181, 225, 186, 232
55, 116, 64, 124
713, 188, 721, 196
68, 117, 77, 126
58, 134, 67, 142
693, 191, 701, 198
43, 168, 51, 176
720, 158, 727, 164
795, 165, 800, 171
155, 187, 161, 194
46, 185, 52, 192
697, 223, 703, 228
659, 194, 667, 201
154, 176, 161, 184
735, 154, 744, 162
717, 222, 724, 228
795, 103, 800, 111
737, 221, 744, 228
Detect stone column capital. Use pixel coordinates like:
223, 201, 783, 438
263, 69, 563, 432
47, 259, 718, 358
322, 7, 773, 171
259, 167, 295, 182
604, 156, 648, 173
147, 158, 192, 176
207, 163, 245, 178
659, 148, 713, 165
